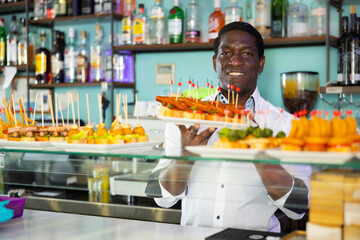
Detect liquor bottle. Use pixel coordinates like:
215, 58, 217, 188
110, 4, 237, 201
0, 19, 6, 66
150, 0, 166, 44
47, 0, 55, 19
94, 0, 103, 14
51, 31, 65, 83
133, 3, 147, 45
287, 0, 309, 37
82, 0, 94, 15
64, 27, 77, 83
347, 5, 360, 85
90, 24, 105, 82
246, 0, 255, 27
121, 0, 133, 45
18, 18, 35, 67
337, 17, 348, 86
310, 0, 326, 36
114, 0, 123, 14
35, 30, 52, 84
209, 0, 225, 42
103, 0, 111, 13
168, 0, 184, 44
185, 0, 200, 43
114, 54, 124, 82
34, 0, 47, 20
255, 0, 271, 39
105, 35, 112, 82
271, 0, 288, 38
225, 0, 242, 25
77, 31, 89, 83
68, 0, 81, 16
6, 16, 18, 66
54, 0, 67, 17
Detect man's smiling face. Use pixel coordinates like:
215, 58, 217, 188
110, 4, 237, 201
213, 30, 265, 97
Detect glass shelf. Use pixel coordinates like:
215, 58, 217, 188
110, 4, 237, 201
28, 82, 135, 89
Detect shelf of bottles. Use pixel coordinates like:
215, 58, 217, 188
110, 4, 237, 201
115, 36, 339, 53
319, 86, 360, 94
29, 82, 135, 89
0, 1, 33, 14
28, 13, 123, 27
0, 65, 35, 72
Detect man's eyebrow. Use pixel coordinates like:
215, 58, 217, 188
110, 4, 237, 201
220, 45, 256, 50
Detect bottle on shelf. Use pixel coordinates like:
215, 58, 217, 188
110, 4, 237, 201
150, 0, 166, 44
47, 0, 55, 19
67, 0, 81, 16
0, 18, 6, 66
105, 35, 112, 82
121, 0, 133, 45
51, 31, 65, 83
90, 24, 105, 82
271, 0, 288, 38
347, 5, 360, 85
309, 0, 326, 36
18, 18, 35, 67
209, 0, 225, 42
246, 0, 255, 27
34, 0, 47, 20
185, 0, 200, 43
225, 0, 242, 25
255, 0, 271, 39
54, 0, 67, 17
77, 31, 90, 83
82, 0, 94, 15
337, 16, 349, 86
103, 0, 111, 14
65, 27, 77, 83
287, 0, 309, 37
94, 0, 103, 14
6, 16, 18, 66
114, 0, 124, 15
114, 54, 124, 82
168, 0, 184, 44
133, 3, 147, 45
35, 30, 52, 84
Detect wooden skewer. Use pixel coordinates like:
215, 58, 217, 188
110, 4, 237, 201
20, 94, 28, 125
11, 94, 17, 128
135, 94, 139, 125
49, 94, 54, 126
67, 93, 70, 126
70, 94, 76, 126
56, 94, 65, 126
98, 93, 103, 124
232, 91, 235, 105
118, 94, 121, 123
32, 93, 38, 125
77, 93, 80, 126
86, 93, 90, 125
235, 94, 239, 109
115, 94, 119, 123
216, 90, 220, 108
55, 93, 58, 127
41, 92, 44, 128
126, 94, 128, 124
227, 88, 230, 104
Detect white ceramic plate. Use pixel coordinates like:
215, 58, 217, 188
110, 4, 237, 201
51, 140, 163, 153
265, 149, 355, 165
0, 141, 53, 150
185, 146, 263, 160
155, 106, 257, 129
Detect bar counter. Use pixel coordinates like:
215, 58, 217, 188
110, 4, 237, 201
0, 210, 219, 240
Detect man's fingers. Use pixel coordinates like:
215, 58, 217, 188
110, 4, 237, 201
177, 125, 187, 135
188, 124, 200, 140
198, 127, 216, 143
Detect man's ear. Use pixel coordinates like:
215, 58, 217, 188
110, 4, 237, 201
212, 55, 217, 72
259, 56, 265, 73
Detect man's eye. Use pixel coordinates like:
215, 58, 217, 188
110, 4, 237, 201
243, 52, 253, 56
221, 51, 230, 56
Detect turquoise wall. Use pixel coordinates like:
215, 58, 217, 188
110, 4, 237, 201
2, 0, 360, 126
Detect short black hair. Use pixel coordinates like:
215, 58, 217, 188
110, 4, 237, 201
213, 22, 264, 58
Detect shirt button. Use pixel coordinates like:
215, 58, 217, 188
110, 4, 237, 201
221, 184, 224, 188
217, 215, 220, 220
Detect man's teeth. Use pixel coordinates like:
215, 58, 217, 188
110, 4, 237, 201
228, 72, 244, 76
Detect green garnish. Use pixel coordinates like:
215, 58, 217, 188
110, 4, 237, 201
218, 128, 230, 139
276, 131, 286, 138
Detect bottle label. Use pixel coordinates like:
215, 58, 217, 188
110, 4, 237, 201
7, 38, 17, 63
311, 8, 326, 17
65, 49, 77, 81
151, 9, 164, 19
91, 49, 100, 69
35, 52, 47, 75
350, 74, 360, 82
337, 74, 343, 83
122, 17, 132, 42
209, 18, 221, 33
94, 0, 103, 13
133, 19, 146, 43
225, 15, 241, 25
168, 19, 182, 35
272, 20, 282, 33
0, 41, 4, 62
51, 55, 64, 76
255, 0, 270, 27
292, 22, 308, 36
103, 0, 111, 12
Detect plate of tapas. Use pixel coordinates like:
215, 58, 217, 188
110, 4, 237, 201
0, 141, 54, 150
265, 149, 355, 165
185, 146, 264, 160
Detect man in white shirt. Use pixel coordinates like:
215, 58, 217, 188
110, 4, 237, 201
146, 22, 310, 232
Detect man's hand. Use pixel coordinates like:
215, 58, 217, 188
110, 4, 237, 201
178, 124, 216, 148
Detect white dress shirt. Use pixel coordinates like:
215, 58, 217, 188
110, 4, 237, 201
152, 88, 311, 232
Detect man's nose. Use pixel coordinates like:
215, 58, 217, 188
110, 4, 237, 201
230, 53, 243, 66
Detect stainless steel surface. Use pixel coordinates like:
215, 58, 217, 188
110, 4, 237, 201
24, 196, 181, 224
